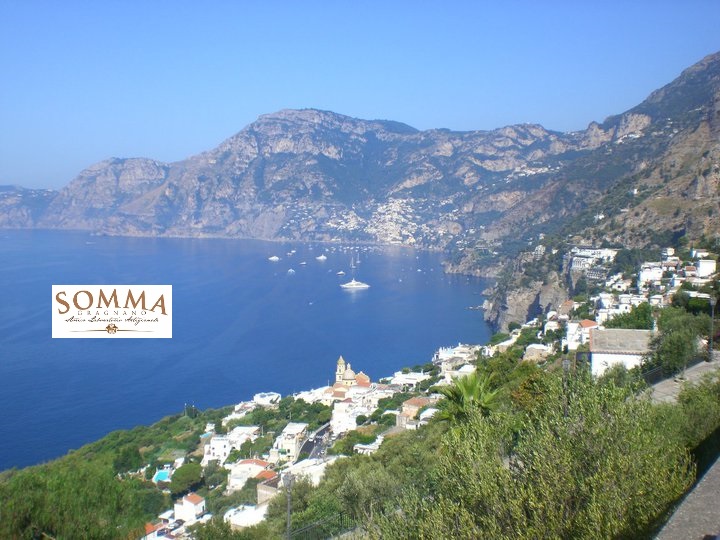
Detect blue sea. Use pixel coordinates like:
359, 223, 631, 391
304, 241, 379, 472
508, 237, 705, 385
0, 230, 491, 470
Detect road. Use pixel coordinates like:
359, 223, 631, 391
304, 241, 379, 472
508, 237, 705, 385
650, 354, 720, 404
299, 424, 331, 460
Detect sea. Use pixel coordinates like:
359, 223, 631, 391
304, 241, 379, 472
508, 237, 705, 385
0, 230, 492, 470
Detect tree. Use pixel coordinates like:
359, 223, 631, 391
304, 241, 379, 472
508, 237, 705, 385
169, 462, 202, 495
112, 445, 143, 473
650, 307, 710, 375
436, 371, 499, 422
605, 302, 654, 329
655, 330, 696, 376
204, 461, 228, 489
375, 373, 694, 539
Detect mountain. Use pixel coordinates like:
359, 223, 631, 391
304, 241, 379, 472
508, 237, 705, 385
23, 110, 602, 247
2, 52, 719, 278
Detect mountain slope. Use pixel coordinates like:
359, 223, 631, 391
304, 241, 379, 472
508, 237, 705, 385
33, 108, 595, 248
1, 52, 718, 275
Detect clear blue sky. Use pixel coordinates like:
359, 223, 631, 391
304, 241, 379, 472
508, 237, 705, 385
1, 1, 719, 188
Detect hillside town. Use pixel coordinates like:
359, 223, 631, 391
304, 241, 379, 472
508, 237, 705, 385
139, 346, 478, 538
137, 244, 718, 539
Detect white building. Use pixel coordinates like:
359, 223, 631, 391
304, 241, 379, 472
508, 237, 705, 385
564, 320, 598, 351
571, 247, 618, 261
174, 492, 206, 524
202, 435, 232, 466
227, 425, 260, 449
638, 263, 663, 287
697, 259, 717, 278
434, 343, 479, 366
444, 363, 476, 383
523, 343, 553, 362
253, 392, 281, 407
224, 504, 269, 530
222, 401, 256, 426
269, 422, 308, 463
294, 386, 332, 404
571, 256, 594, 270
282, 456, 339, 486
226, 459, 272, 492
354, 436, 385, 455
389, 370, 431, 389
418, 407, 439, 426
589, 328, 653, 377
331, 398, 373, 436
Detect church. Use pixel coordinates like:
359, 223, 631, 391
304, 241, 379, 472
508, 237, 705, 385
334, 356, 371, 388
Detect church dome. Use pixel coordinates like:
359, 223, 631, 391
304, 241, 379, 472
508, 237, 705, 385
342, 363, 356, 380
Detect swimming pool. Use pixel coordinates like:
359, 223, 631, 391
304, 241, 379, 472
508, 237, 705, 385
153, 469, 171, 483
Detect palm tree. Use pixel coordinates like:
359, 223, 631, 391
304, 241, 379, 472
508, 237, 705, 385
436, 370, 499, 422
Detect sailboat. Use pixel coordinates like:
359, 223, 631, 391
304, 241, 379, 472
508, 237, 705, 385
340, 253, 369, 289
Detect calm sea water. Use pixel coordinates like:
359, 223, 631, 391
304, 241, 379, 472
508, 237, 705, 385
0, 230, 491, 470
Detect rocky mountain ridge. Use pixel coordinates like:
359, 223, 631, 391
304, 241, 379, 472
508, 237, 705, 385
3, 52, 720, 330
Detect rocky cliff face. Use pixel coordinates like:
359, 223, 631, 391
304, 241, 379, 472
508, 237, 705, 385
6, 50, 718, 253
0, 186, 55, 228
20, 107, 609, 249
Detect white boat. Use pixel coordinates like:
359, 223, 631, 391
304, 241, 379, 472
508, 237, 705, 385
287, 268, 296, 275
316, 254, 327, 261
340, 278, 370, 289
336, 270, 345, 276
268, 256, 280, 262
299, 261, 307, 266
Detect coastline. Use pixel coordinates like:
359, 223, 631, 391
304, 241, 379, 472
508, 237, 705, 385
0, 230, 492, 471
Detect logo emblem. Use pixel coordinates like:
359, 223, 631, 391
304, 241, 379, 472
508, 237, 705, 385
52, 285, 172, 338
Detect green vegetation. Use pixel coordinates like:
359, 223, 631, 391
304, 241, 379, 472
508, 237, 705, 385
570, 300, 595, 321
3, 295, 720, 539
329, 426, 384, 456
646, 306, 710, 375
169, 462, 202, 495
434, 371, 499, 422
199, 317, 720, 539
612, 247, 662, 276
605, 302, 654, 329
375, 374, 693, 539
0, 397, 332, 538
227, 397, 331, 435
673, 288, 719, 317
368, 392, 413, 423
216, 354, 720, 539
488, 331, 510, 345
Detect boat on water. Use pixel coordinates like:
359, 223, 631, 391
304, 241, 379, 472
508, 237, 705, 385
316, 254, 327, 261
336, 270, 345, 276
268, 255, 280, 262
340, 278, 370, 290
287, 268, 296, 275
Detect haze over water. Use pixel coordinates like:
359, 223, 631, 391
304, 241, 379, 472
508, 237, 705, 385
0, 230, 491, 470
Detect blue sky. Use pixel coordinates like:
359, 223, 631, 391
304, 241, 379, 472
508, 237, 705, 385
1, 1, 719, 188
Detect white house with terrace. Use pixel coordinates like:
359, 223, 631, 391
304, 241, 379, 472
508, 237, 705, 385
268, 422, 308, 464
